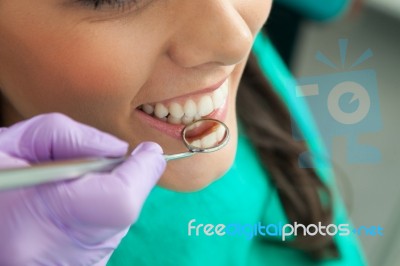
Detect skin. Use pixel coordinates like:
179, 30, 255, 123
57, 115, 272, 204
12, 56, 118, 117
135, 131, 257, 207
0, 0, 272, 191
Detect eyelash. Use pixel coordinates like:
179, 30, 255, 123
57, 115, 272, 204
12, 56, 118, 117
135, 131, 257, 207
77, 0, 138, 10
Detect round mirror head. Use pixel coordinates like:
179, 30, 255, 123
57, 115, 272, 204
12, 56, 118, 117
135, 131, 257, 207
181, 119, 230, 153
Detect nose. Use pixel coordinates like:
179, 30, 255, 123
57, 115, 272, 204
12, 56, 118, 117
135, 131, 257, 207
167, 1, 253, 68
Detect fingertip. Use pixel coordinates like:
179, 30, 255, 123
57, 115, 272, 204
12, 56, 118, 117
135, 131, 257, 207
100, 136, 130, 157
78, 128, 129, 158
0, 151, 30, 168
119, 142, 166, 180
131, 142, 164, 156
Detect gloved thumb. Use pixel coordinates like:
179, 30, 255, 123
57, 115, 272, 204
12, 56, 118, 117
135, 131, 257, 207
114, 141, 166, 190
40, 141, 166, 235
105, 141, 167, 225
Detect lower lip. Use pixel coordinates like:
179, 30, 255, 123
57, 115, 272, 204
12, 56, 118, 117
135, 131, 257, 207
135, 98, 229, 140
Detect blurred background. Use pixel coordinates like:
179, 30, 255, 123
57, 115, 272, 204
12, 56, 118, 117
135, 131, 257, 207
266, 0, 400, 265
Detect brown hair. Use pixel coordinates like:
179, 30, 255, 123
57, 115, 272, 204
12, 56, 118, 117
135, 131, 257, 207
237, 52, 339, 260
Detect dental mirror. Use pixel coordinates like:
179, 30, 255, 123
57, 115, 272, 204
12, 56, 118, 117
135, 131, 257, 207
164, 118, 230, 161
0, 119, 230, 190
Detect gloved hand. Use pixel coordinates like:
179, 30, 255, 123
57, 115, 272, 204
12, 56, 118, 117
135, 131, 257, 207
0, 113, 166, 266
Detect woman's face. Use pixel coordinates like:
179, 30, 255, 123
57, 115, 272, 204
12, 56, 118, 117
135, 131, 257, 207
0, 0, 272, 191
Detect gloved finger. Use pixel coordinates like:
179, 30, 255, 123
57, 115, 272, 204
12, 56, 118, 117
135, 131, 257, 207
38, 142, 166, 240
0, 113, 128, 162
0, 151, 33, 226
0, 151, 30, 169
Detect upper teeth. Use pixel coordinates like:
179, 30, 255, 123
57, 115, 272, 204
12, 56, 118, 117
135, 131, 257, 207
140, 80, 229, 125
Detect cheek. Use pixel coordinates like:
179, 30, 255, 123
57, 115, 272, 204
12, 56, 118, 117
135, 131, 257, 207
26, 38, 140, 108
0, 19, 155, 126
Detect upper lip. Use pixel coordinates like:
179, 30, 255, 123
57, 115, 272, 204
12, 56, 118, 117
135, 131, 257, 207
136, 76, 229, 107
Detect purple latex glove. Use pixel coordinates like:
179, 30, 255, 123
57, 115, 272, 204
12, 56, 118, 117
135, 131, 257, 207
0, 113, 166, 265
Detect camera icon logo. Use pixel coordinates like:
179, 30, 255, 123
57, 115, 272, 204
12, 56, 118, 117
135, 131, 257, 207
328, 81, 370, 125
293, 39, 382, 166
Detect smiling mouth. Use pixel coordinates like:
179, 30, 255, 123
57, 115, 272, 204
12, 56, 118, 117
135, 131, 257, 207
137, 79, 229, 126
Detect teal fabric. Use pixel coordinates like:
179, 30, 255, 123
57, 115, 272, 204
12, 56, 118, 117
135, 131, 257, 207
275, 0, 351, 21
107, 33, 367, 265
